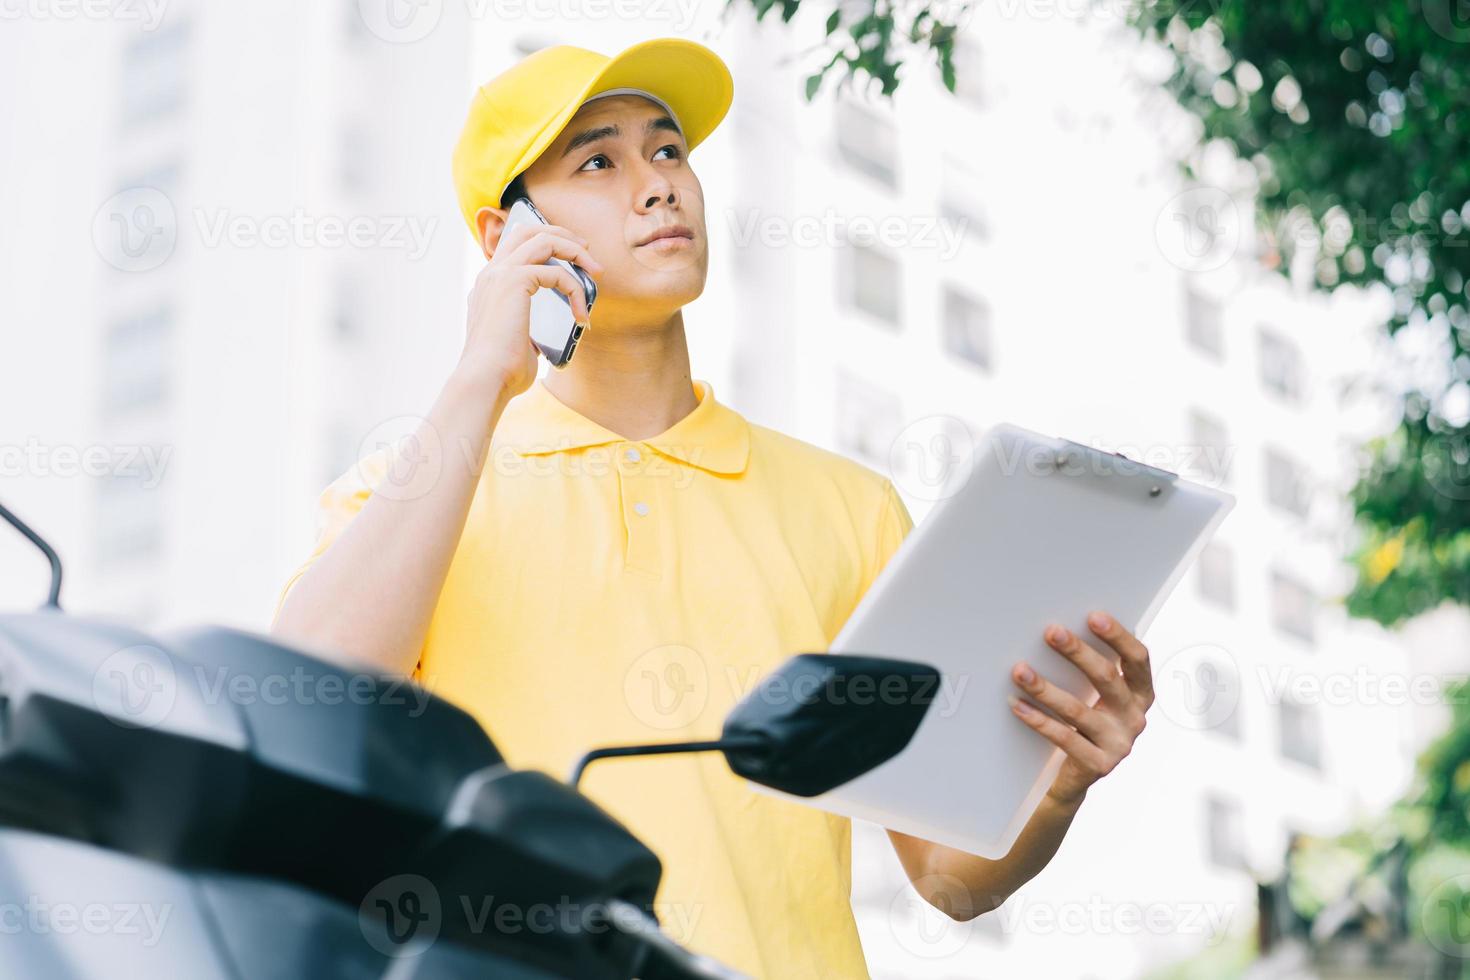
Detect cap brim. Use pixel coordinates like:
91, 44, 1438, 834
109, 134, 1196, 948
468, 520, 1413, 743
503, 38, 734, 201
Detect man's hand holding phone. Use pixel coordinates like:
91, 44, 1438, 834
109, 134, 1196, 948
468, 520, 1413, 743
460, 212, 604, 399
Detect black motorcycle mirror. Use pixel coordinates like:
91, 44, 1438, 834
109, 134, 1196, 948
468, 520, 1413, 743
570, 653, 939, 797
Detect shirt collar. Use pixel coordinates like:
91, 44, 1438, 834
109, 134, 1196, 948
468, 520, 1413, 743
495, 378, 751, 475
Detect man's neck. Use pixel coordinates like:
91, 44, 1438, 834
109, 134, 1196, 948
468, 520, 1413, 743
539, 309, 700, 441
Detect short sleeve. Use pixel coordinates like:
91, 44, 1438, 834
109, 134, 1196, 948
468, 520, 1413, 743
270, 442, 400, 625
862, 478, 916, 597
830, 478, 915, 645
876, 479, 915, 576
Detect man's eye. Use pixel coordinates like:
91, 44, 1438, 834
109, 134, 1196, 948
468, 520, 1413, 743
578, 145, 683, 171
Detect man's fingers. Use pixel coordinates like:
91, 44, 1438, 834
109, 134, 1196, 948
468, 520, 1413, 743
1011, 662, 1111, 743
521, 265, 590, 321
509, 231, 603, 278
1087, 612, 1154, 707
1008, 695, 1111, 772
1043, 624, 1129, 707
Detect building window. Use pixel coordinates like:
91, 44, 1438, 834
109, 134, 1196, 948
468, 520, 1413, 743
1264, 446, 1313, 519
835, 372, 902, 465
942, 284, 992, 370
1278, 699, 1322, 770
333, 273, 363, 340
939, 154, 991, 244
94, 163, 183, 275
834, 96, 898, 189
324, 418, 360, 489
1259, 326, 1304, 403
1270, 569, 1316, 643
344, 0, 368, 41
119, 19, 191, 127
838, 241, 902, 328
938, 193, 989, 246
339, 123, 372, 193
96, 468, 165, 567
1188, 409, 1232, 487
102, 307, 173, 415
1212, 666, 1242, 740
1206, 796, 1247, 870
1186, 289, 1224, 359
1197, 541, 1236, 610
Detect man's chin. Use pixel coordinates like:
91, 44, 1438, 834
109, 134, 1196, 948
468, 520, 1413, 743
590, 284, 705, 328
606, 271, 706, 309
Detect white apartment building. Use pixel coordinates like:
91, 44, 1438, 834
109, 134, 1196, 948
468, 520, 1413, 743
1, 0, 476, 628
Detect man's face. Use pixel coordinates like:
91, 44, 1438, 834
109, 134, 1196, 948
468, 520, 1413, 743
478, 94, 708, 329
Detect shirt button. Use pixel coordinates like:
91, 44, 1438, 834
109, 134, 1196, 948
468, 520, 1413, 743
633, 502, 651, 517
625, 447, 641, 463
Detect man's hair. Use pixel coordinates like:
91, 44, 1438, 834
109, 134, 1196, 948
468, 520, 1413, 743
502, 172, 528, 209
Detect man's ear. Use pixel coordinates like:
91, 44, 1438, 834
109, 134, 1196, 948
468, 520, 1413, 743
475, 205, 509, 262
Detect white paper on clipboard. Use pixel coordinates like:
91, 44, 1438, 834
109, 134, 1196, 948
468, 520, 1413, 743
752, 422, 1236, 858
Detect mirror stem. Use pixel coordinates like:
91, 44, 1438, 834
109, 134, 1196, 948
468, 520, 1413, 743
569, 734, 769, 788
0, 499, 63, 610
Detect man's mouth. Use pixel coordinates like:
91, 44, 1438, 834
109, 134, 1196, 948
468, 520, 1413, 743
636, 224, 695, 247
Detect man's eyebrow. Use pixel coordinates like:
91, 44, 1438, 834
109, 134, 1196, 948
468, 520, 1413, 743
560, 115, 683, 159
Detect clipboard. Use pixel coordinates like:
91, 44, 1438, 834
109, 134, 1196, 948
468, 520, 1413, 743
762, 422, 1235, 858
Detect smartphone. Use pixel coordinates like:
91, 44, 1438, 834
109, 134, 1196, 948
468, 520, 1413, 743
502, 196, 597, 369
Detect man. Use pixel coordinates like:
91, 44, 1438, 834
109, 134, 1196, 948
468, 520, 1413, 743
270, 37, 1155, 978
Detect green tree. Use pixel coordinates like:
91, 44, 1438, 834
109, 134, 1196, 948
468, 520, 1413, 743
1112, 3, 1470, 967
726, 0, 967, 99
1118, 0, 1470, 624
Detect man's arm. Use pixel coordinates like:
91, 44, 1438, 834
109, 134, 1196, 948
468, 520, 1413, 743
270, 365, 513, 677
888, 788, 1084, 919
270, 215, 601, 677
889, 610, 1154, 919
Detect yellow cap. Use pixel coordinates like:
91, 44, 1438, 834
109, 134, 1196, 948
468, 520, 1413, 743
451, 37, 734, 241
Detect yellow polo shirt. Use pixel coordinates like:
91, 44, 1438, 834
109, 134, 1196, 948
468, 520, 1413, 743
272, 377, 914, 978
